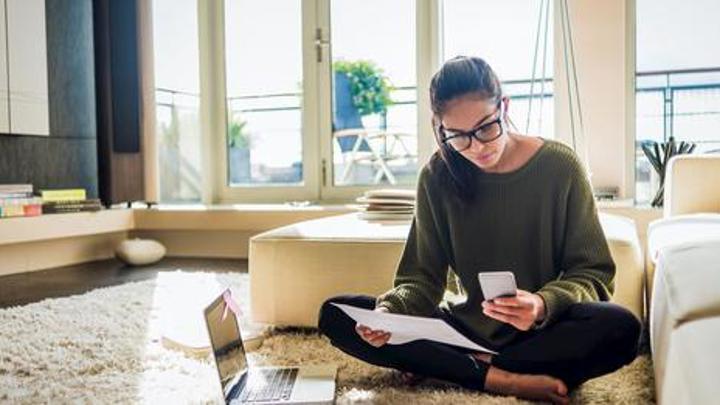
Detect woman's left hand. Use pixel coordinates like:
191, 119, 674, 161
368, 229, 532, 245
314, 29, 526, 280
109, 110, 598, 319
482, 289, 546, 331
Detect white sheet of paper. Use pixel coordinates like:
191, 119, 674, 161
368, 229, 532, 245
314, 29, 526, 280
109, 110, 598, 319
332, 303, 497, 354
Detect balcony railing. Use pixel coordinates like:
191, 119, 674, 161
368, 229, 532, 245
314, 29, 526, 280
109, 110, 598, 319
155, 67, 720, 199
634, 67, 720, 203
636, 67, 720, 147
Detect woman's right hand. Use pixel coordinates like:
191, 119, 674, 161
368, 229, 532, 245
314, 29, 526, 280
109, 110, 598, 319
355, 306, 392, 347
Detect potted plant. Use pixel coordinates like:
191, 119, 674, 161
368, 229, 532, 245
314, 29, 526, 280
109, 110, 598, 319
641, 136, 696, 207
228, 117, 252, 183
333, 60, 393, 128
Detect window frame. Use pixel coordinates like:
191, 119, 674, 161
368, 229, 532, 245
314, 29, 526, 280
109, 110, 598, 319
180, 0, 641, 205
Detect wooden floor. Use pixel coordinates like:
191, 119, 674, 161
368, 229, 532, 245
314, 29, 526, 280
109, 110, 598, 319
0, 258, 248, 309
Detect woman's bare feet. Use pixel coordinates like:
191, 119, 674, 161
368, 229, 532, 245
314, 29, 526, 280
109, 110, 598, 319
484, 366, 569, 405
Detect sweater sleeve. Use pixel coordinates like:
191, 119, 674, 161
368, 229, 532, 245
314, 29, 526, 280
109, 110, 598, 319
375, 167, 449, 316
535, 160, 616, 327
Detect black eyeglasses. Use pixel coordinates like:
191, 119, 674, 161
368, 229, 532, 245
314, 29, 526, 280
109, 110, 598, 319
437, 101, 505, 152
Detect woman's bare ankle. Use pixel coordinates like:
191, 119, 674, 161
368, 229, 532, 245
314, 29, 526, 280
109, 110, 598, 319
483, 366, 569, 404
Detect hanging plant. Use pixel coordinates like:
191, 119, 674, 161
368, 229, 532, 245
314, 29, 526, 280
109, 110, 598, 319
641, 136, 696, 207
333, 60, 393, 116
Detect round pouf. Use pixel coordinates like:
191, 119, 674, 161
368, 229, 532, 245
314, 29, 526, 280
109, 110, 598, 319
115, 238, 167, 266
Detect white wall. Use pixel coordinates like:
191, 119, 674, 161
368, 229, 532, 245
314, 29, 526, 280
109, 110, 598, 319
554, 0, 635, 198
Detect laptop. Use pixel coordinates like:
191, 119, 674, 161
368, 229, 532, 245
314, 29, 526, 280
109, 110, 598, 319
204, 290, 337, 404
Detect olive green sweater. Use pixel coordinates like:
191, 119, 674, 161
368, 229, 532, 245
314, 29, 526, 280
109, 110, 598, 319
376, 140, 615, 348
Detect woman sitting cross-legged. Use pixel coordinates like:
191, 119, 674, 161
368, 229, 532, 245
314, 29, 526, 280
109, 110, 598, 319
317, 56, 641, 405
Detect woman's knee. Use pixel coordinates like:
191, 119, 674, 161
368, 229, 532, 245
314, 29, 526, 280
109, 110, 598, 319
317, 296, 344, 335
593, 304, 642, 358
317, 295, 375, 337
616, 309, 642, 359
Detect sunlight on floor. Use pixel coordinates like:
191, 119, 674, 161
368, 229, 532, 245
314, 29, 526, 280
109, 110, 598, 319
136, 271, 254, 400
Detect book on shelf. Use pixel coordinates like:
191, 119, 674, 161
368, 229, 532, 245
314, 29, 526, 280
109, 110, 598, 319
42, 198, 103, 214
0, 197, 43, 218
40, 188, 87, 203
0, 185, 105, 218
0, 184, 33, 194
0, 184, 41, 218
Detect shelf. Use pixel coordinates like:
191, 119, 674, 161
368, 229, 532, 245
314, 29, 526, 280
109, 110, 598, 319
0, 209, 134, 245
133, 204, 354, 231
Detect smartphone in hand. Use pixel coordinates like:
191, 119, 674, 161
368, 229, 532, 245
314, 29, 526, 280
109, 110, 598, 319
478, 271, 517, 300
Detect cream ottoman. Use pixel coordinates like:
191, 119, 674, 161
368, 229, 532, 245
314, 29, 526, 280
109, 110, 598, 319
249, 214, 407, 327
250, 212, 644, 327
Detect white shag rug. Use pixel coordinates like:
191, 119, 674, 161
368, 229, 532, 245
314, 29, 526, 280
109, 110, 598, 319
0, 271, 655, 404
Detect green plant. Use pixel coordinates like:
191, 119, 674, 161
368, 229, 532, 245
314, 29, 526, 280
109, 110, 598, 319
641, 136, 696, 207
333, 60, 393, 116
228, 117, 251, 149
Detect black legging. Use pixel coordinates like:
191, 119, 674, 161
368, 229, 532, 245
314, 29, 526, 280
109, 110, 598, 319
317, 295, 641, 390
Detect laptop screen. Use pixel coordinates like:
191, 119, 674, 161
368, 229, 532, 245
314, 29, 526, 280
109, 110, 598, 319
205, 293, 248, 398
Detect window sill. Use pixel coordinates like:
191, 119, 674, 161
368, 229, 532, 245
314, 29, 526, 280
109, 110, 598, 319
132, 203, 356, 231
0, 209, 134, 245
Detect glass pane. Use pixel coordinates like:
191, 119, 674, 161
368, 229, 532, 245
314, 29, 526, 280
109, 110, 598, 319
153, 0, 202, 203
443, 0, 554, 138
330, 0, 418, 186
225, 0, 303, 186
673, 87, 720, 144
637, 0, 720, 72
635, 90, 665, 143
635, 0, 720, 204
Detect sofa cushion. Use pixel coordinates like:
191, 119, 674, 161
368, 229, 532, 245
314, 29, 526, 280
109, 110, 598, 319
661, 316, 720, 405
646, 214, 720, 306
656, 240, 720, 325
664, 154, 720, 217
648, 214, 720, 264
650, 239, 720, 397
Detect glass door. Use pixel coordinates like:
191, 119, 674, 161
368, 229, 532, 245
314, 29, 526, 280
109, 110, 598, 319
319, 0, 419, 200
221, 0, 319, 202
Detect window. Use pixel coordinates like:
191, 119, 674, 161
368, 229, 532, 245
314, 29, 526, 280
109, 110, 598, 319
152, 0, 202, 203
224, 0, 304, 186
328, 0, 418, 187
151, 0, 562, 203
442, 0, 554, 138
635, 0, 720, 204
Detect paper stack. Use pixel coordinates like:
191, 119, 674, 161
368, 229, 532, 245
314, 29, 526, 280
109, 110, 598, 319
355, 188, 415, 221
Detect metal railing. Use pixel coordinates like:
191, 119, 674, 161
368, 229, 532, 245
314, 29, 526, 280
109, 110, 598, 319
155, 67, 720, 194
157, 67, 720, 142
635, 67, 720, 146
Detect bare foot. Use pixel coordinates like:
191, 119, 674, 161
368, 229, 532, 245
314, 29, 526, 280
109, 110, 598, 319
484, 366, 569, 405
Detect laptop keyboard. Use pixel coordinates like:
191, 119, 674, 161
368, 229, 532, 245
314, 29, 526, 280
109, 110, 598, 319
239, 368, 299, 403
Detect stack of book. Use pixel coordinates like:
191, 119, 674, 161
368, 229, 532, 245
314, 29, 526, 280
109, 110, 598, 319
354, 189, 416, 221
41, 189, 103, 214
0, 184, 42, 218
